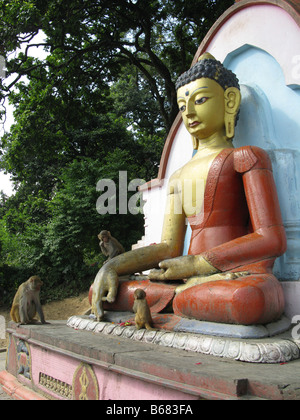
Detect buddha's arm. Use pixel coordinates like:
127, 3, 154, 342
203, 147, 286, 272
101, 175, 187, 276
149, 147, 286, 280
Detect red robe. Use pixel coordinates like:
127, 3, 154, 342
173, 146, 286, 324
94, 146, 286, 325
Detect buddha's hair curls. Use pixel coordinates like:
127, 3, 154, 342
175, 58, 240, 92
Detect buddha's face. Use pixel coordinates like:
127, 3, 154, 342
177, 77, 226, 140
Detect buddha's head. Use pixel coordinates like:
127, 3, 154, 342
176, 53, 241, 149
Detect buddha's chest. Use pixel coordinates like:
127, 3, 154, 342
178, 150, 222, 217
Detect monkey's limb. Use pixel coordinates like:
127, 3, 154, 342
100, 242, 109, 256
19, 293, 30, 324
35, 302, 46, 324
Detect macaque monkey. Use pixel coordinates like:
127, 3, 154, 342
133, 289, 154, 330
98, 230, 125, 264
10, 276, 47, 325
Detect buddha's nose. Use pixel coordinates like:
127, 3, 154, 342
186, 100, 195, 117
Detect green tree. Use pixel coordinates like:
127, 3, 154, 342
0, 151, 147, 302
0, 0, 234, 130
0, 0, 235, 301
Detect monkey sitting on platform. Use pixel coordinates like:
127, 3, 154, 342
98, 230, 125, 264
10, 276, 47, 325
133, 289, 154, 330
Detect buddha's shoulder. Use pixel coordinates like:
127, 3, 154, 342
169, 167, 182, 182
233, 145, 272, 173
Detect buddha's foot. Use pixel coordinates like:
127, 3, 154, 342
175, 271, 249, 294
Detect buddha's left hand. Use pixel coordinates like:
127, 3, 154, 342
148, 255, 218, 280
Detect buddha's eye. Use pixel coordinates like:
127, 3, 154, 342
195, 97, 208, 105
179, 105, 186, 112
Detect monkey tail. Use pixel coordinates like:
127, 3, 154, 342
10, 306, 20, 323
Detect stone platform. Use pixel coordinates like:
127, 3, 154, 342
1, 319, 300, 400
68, 313, 299, 364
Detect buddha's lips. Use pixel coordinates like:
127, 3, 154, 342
189, 121, 200, 127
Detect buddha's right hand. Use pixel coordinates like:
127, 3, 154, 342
91, 265, 119, 321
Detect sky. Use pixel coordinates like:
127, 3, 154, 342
0, 31, 47, 197
0, 101, 15, 196
0, 172, 14, 196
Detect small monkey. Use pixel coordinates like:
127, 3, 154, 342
10, 276, 47, 325
98, 230, 125, 264
133, 288, 154, 330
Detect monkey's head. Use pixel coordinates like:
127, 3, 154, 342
29, 276, 43, 291
98, 230, 111, 243
134, 289, 146, 300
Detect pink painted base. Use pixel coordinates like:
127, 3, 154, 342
4, 322, 204, 400
0, 370, 47, 400
4, 320, 300, 400
29, 345, 196, 400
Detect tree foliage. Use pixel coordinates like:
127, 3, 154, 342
0, 0, 234, 304
0, 0, 234, 129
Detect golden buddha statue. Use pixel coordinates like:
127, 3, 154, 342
91, 53, 286, 326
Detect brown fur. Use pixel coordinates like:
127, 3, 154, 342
10, 276, 46, 324
133, 289, 154, 330
98, 230, 125, 264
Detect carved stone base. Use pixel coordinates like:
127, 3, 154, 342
67, 314, 300, 364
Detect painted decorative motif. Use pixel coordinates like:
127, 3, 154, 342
72, 363, 99, 400
39, 373, 72, 399
16, 340, 31, 380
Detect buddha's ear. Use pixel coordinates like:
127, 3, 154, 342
224, 87, 241, 139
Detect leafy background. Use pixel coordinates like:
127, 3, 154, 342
0, 0, 234, 305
